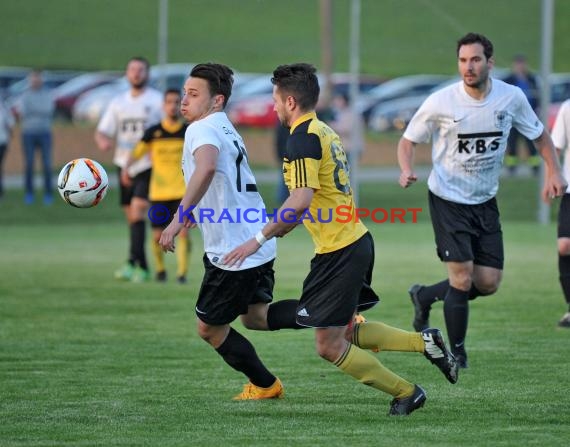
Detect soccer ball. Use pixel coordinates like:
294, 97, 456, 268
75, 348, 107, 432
57, 158, 109, 208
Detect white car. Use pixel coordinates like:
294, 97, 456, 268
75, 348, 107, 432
72, 63, 194, 124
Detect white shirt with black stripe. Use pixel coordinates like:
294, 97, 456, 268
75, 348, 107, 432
404, 78, 543, 204
551, 99, 570, 192
182, 112, 276, 270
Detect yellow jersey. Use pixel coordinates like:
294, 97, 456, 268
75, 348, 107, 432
284, 112, 367, 254
132, 119, 187, 201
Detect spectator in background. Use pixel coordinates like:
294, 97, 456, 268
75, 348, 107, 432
504, 54, 541, 176
329, 92, 365, 159
0, 98, 15, 200
16, 69, 55, 205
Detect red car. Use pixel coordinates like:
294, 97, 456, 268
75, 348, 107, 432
228, 73, 384, 128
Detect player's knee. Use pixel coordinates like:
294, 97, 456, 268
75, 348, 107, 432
240, 315, 265, 330
475, 277, 501, 295
450, 274, 472, 291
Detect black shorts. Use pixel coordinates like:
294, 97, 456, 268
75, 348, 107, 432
118, 168, 151, 206
428, 190, 504, 269
195, 255, 275, 325
149, 199, 182, 229
296, 232, 380, 328
558, 194, 570, 238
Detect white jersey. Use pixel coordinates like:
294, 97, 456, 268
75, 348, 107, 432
404, 78, 543, 204
551, 99, 570, 193
182, 112, 276, 271
97, 88, 163, 176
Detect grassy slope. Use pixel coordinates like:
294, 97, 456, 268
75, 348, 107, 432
2, 0, 570, 75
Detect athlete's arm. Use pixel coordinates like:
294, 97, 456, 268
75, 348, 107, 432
159, 144, 218, 252
94, 131, 113, 152
397, 136, 418, 188
533, 130, 568, 202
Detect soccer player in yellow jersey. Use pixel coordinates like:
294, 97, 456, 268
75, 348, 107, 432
123, 89, 191, 283
224, 63, 459, 415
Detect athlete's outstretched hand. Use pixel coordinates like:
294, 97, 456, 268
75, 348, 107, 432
222, 238, 261, 269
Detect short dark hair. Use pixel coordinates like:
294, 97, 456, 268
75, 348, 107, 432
190, 63, 234, 107
164, 88, 181, 99
271, 63, 320, 111
127, 56, 150, 71
456, 33, 494, 60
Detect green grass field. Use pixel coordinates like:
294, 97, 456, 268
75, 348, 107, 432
1, 179, 568, 446
3, 0, 570, 75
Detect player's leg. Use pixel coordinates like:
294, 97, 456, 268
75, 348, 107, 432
319, 326, 425, 415
22, 132, 35, 204
198, 257, 282, 399
0, 143, 7, 199
39, 131, 53, 205
505, 128, 520, 176
524, 136, 540, 176
115, 168, 136, 280
240, 260, 302, 331
151, 226, 166, 282
175, 226, 190, 283
129, 170, 151, 282
444, 260, 473, 368
557, 194, 570, 327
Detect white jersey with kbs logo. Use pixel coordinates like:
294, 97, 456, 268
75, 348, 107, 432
182, 112, 276, 271
404, 78, 543, 204
97, 88, 163, 176
551, 99, 570, 192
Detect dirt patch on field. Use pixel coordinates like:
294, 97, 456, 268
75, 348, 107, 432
3, 125, 432, 175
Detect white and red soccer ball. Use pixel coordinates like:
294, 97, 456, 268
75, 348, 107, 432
57, 158, 109, 208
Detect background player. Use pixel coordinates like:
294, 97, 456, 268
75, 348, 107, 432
95, 56, 163, 282
122, 88, 191, 284
398, 33, 566, 368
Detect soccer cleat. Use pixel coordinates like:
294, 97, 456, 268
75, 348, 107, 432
388, 385, 427, 416
156, 271, 167, 282
131, 267, 150, 283
114, 263, 134, 281
177, 275, 187, 284
232, 378, 284, 400
409, 284, 430, 331
421, 328, 458, 384
558, 312, 570, 328
454, 353, 469, 369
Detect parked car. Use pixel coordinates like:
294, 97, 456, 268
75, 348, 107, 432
72, 63, 194, 124
0, 66, 30, 99
355, 74, 451, 124
52, 72, 121, 120
227, 73, 384, 128
369, 72, 570, 133
6, 70, 83, 115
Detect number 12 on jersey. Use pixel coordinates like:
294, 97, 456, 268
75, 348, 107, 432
233, 140, 257, 192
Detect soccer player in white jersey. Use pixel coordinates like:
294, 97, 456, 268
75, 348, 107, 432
95, 57, 163, 282
551, 99, 570, 328
159, 63, 302, 400
398, 33, 567, 368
